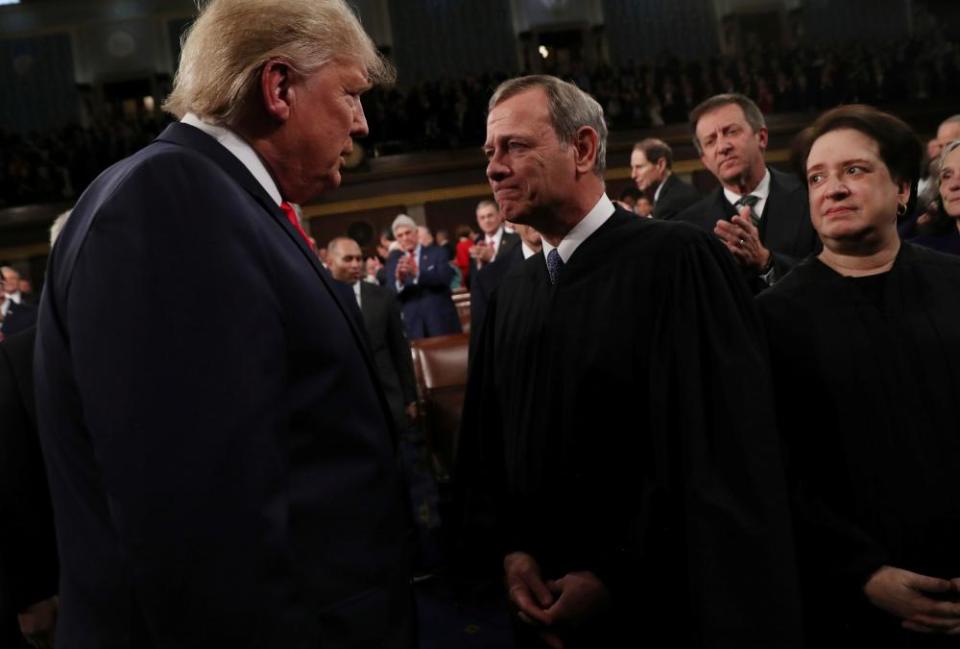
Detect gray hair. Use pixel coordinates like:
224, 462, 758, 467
163, 0, 394, 126
941, 115, 960, 129
689, 93, 767, 155
937, 139, 960, 184
489, 75, 608, 175
391, 214, 417, 234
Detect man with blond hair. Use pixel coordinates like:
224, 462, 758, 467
34, 2, 415, 647
455, 75, 802, 648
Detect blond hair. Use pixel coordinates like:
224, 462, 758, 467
163, 0, 394, 126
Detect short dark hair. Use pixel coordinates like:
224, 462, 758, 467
689, 93, 766, 155
798, 104, 923, 217
618, 186, 641, 202
633, 138, 674, 169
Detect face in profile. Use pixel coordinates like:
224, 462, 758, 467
483, 87, 577, 225
629, 149, 662, 192
695, 103, 767, 189
806, 128, 909, 247
279, 59, 371, 202
939, 145, 960, 219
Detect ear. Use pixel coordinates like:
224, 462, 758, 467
572, 126, 600, 175
655, 156, 668, 174
260, 59, 294, 122
756, 126, 769, 152
895, 177, 911, 209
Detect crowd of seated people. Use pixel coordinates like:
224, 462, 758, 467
3, 34, 959, 209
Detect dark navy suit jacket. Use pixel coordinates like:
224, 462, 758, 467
384, 245, 461, 340
34, 123, 414, 649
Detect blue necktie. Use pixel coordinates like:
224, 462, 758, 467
547, 248, 564, 285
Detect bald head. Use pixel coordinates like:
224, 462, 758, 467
327, 237, 363, 284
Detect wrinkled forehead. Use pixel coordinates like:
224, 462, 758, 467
394, 225, 415, 237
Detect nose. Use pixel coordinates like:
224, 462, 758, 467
823, 173, 850, 199
486, 151, 509, 183
351, 98, 369, 138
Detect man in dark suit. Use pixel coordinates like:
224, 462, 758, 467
327, 237, 443, 568
676, 93, 818, 291
0, 328, 59, 649
385, 214, 461, 340
629, 138, 700, 221
456, 74, 802, 649
327, 237, 418, 431
468, 199, 519, 280
33, 2, 414, 647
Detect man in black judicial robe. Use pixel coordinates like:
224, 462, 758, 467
454, 74, 802, 649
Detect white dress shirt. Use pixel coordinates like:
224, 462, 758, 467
540, 193, 615, 267
723, 168, 771, 220
181, 113, 282, 207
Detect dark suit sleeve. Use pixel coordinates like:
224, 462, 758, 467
415, 247, 454, 289
0, 333, 58, 614
384, 294, 417, 406
61, 155, 304, 643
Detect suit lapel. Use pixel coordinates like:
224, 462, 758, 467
157, 123, 384, 399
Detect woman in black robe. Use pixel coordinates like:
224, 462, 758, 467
757, 105, 960, 647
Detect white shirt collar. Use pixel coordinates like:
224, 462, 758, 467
521, 242, 539, 260
181, 113, 283, 207
653, 173, 668, 203
541, 193, 615, 265
723, 167, 771, 220
352, 280, 362, 307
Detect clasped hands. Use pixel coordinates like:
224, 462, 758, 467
504, 551, 610, 649
865, 565, 960, 634
714, 206, 771, 272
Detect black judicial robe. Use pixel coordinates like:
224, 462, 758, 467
455, 208, 803, 648
757, 243, 960, 647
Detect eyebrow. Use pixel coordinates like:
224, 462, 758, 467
807, 157, 875, 172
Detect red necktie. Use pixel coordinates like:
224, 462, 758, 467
280, 201, 312, 246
